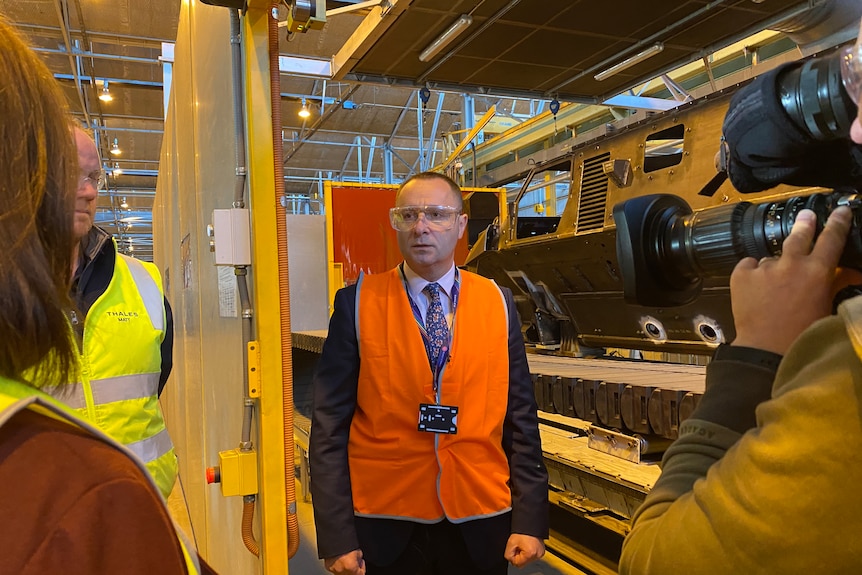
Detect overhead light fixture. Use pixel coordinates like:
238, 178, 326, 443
99, 80, 113, 102
113, 161, 122, 176
594, 42, 665, 82
298, 98, 311, 119
419, 14, 472, 63
110, 138, 122, 156
120, 196, 129, 209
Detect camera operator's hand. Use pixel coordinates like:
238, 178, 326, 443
730, 207, 853, 356
852, 118, 862, 144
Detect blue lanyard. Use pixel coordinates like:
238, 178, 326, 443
400, 265, 460, 391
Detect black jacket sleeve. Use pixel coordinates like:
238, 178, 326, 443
308, 286, 361, 559
158, 297, 174, 397
689, 344, 780, 433
500, 287, 550, 539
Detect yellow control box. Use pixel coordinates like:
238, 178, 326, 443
217, 448, 259, 497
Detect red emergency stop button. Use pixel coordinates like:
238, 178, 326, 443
206, 466, 220, 484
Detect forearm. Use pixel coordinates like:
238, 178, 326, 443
504, 399, 548, 539
309, 391, 359, 558
689, 345, 779, 432
644, 346, 779, 503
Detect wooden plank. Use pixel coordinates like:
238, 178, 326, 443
540, 423, 662, 492
528, 355, 706, 393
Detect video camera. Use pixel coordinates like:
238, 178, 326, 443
614, 41, 862, 308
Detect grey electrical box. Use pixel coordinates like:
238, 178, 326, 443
212, 208, 251, 266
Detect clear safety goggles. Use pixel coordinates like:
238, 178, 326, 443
389, 205, 462, 232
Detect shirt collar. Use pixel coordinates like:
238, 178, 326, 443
402, 262, 456, 301
73, 226, 112, 284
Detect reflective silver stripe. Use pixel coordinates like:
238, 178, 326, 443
90, 373, 160, 405
493, 281, 509, 327
123, 255, 165, 331
58, 373, 158, 410
354, 271, 364, 356
59, 382, 88, 410
127, 427, 174, 463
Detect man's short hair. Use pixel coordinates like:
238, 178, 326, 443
396, 171, 463, 210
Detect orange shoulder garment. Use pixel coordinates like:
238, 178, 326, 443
350, 268, 512, 523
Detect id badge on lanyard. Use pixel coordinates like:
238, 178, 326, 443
400, 265, 461, 434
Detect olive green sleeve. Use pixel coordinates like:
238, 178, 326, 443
620, 313, 862, 574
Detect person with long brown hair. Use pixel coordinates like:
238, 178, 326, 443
0, 17, 215, 575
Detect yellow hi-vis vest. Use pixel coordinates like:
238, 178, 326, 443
56, 251, 177, 497
350, 268, 513, 522
0, 377, 200, 574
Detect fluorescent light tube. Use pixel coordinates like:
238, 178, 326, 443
594, 43, 665, 82
419, 14, 473, 63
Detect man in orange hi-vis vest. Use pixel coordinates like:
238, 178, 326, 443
310, 172, 548, 575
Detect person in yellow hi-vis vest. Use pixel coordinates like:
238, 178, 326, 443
0, 18, 214, 574
56, 126, 179, 498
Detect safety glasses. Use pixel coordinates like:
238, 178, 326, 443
389, 205, 462, 232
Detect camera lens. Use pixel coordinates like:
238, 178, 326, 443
778, 49, 857, 141
673, 194, 836, 278
613, 192, 862, 307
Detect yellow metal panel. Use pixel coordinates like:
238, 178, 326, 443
247, 341, 261, 398
543, 173, 556, 217
329, 263, 344, 314
324, 180, 336, 311
242, 6, 288, 573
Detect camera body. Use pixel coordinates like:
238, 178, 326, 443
615, 43, 862, 309
723, 46, 860, 194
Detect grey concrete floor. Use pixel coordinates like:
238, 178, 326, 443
167, 475, 586, 574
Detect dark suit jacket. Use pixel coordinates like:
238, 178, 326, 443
309, 274, 549, 568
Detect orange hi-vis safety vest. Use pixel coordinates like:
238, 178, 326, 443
351, 267, 512, 523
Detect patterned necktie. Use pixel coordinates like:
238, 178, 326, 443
423, 282, 450, 370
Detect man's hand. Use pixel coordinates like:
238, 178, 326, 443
851, 118, 862, 144
504, 533, 545, 568
323, 549, 365, 575
730, 207, 853, 355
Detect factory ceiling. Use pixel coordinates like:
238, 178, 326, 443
1, 0, 828, 260
336, 0, 814, 102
